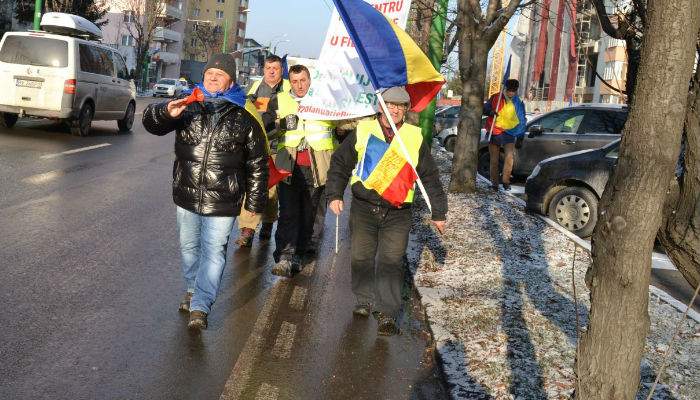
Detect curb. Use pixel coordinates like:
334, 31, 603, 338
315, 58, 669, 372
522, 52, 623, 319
475, 173, 700, 323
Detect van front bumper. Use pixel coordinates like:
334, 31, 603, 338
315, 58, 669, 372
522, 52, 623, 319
0, 104, 74, 119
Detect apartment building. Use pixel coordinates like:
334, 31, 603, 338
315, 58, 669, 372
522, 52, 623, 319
101, 0, 188, 84
510, 0, 628, 109
180, 0, 248, 82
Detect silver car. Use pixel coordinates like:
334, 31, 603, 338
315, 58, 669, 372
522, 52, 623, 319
153, 78, 186, 98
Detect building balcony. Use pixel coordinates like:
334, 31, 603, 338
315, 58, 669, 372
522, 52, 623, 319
153, 27, 181, 43
151, 51, 180, 65
160, 2, 183, 21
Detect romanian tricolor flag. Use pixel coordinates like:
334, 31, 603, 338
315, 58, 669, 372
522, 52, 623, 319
332, 0, 445, 112
358, 135, 418, 206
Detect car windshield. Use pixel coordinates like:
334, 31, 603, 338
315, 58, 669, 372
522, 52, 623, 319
0, 35, 68, 67
158, 79, 177, 85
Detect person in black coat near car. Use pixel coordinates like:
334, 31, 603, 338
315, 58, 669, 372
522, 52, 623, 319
142, 53, 269, 331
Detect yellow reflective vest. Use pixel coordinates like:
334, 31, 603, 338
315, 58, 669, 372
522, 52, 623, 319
275, 91, 336, 152
350, 119, 423, 204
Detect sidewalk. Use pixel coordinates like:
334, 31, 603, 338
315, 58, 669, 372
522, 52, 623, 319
408, 146, 699, 400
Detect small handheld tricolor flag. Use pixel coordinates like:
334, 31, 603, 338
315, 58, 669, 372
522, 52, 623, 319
358, 135, 418, 207
331, 0, 445, 112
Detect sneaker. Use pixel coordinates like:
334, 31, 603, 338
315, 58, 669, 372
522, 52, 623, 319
376, 313, 399, 336
235, 228, 255, 247
502, 183, 511, 191
188, 310, 208, 330
259, 223, 274, 240
178, 292, 193, 313
353, 303, 371, 317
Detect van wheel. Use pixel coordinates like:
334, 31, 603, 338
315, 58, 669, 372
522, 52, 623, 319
443, 136, 456, 153
547, 186, 598, 238
0, 112, 19, 129
118, 102, 135, 132
71, 103, 94, 137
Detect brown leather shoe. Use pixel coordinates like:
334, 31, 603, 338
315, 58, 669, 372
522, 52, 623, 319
235, 228, 255, 247
178, 292, 193, 313
188, 310, 208, 330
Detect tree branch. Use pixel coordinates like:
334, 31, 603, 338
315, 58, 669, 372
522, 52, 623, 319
590, 0, 625, 39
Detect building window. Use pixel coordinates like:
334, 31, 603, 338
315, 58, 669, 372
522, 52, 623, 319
123, 10, 135, 23
216, 10, 224, 19
192, 8, 200, 17
217, 0, 225, 3
239, 13, 247, 23
241, 0, 248, 8
121, 35, 134, 46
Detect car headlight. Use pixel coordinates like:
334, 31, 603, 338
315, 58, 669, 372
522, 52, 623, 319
529, 163, 542, 179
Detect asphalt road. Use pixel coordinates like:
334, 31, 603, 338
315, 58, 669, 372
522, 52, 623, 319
0, 98, 446, 400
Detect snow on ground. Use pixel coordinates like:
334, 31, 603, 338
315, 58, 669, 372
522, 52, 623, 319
407, 145, 699, 400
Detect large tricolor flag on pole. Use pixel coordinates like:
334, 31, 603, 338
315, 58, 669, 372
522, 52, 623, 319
331, 0, 445, 112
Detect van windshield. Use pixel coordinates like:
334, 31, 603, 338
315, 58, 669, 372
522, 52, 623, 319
0, 36, 68, 67
158, 79, 177, 85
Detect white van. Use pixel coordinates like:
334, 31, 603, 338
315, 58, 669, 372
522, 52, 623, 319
0, 13, 136, 136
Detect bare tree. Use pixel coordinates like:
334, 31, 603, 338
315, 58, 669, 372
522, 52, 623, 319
189, 23, 224, 61
15, 0, 108, 27
114, 0, 166, 88
576, 1, 700, 398
449, 0, 524, 193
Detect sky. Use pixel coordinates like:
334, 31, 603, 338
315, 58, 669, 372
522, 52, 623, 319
245, 0, 334, 58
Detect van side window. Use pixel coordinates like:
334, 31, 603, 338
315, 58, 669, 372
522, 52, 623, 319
113, 52, 129, 80
79, 44, 101, 74
95, 47, 114, 76
79, 44, 114, 76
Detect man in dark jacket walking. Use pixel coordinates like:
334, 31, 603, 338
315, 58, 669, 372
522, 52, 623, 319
143, 53, 269, 331
325, 86, 448, 336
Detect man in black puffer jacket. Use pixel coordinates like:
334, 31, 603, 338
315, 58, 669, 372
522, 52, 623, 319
143, 53, 269, 331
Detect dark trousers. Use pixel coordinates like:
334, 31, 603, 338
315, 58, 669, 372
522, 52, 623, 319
349, 199, 412, 318
274, 165, 325, 262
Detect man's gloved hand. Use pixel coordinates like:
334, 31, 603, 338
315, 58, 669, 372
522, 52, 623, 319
279, 114, 299, 131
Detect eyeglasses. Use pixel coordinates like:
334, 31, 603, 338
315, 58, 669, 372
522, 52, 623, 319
385, 103, 408, 111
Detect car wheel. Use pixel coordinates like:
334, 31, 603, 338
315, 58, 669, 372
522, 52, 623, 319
70, 103, 94, 137
118, 102, 135, 133
444, 136, 456, 153
477, 150, 504, 179
0, 112, 19, 129
547, 186, 598, 238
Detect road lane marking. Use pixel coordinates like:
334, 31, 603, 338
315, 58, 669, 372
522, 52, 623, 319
289, 286, 308, 311
271, 321, 297, 359
22, 170, 63, 185
220, 280, 289, 400
254, 383, 279, 400
300, 262, 315, 277
40, 143, 111, 159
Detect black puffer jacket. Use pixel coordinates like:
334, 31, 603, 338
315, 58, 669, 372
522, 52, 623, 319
143, 99, 269, 217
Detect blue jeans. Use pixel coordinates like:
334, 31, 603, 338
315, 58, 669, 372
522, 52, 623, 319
176, 206, 236, 314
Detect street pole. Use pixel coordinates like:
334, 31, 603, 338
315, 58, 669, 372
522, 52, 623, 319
418, 0, 448, 144
33, 0, 43, 30
222, 18, 229, 52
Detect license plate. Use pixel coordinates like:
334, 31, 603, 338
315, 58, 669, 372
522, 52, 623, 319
16, 79, 42, 89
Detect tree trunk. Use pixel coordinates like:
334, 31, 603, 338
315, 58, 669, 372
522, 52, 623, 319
658, 61, 700, 291
449, 17, 489, 193
576, 1, 700, 398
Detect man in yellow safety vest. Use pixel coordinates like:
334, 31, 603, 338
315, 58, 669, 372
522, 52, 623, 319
325, 86, 448, 336
270, 64, 338, 277
236, 54, 291, 247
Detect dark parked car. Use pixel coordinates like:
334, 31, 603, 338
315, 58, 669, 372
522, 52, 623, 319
478, 104, 628, 179
525, 139, 620, 237
434, 105, 460, 133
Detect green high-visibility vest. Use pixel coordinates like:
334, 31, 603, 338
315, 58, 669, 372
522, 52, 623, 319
276, 91, 336, 152
350, 119, 423, 204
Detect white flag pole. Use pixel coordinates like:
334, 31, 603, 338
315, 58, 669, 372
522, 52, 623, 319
376, 90, 433, 215
486, 90, 505, 142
